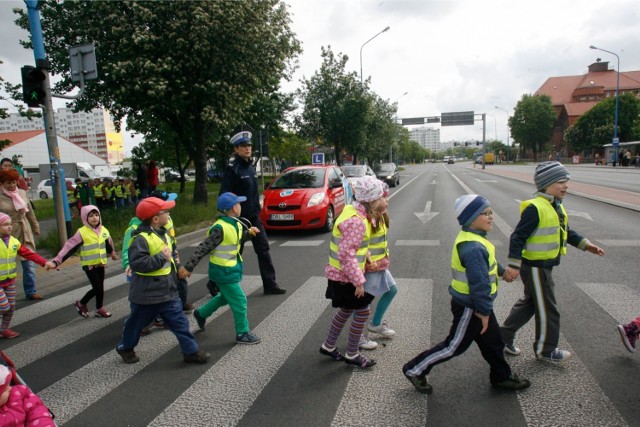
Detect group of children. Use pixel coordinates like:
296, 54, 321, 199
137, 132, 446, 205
70, 177, 139, 219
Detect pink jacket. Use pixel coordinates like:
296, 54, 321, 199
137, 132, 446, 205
0, 384, 55, 426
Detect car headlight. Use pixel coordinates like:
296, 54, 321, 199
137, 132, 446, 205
308, 192, 325, 207
386, 175, 392, 179
259, 194, 264, 210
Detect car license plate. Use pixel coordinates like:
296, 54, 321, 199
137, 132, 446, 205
271, 214, 294, 221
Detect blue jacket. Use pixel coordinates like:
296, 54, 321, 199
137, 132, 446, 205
220, 155, 260, 218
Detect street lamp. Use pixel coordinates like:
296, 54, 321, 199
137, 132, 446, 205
360, 26, 390, 85
495, 106, 510, 162
391, 91, 408, 162
590, 45, 620, 166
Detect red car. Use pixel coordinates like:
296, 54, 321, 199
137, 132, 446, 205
260, 165, 347, 232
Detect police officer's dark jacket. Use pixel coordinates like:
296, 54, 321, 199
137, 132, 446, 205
220, 154, 260, 218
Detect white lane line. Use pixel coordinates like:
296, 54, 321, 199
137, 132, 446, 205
38, 276, 264, 425
280, 240, 325, 247
595, 239, 640, 247
149, 276, 331, 426
395, 240, 440, 246
331, 278, 432, 426
576, 282, 640, 323
495, 282, 627, 426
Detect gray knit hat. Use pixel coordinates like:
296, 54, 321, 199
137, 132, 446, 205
534, 161, 570, 191
454, 194, 491, 226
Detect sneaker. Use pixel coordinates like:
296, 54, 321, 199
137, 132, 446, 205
95, 307, 112, 318
74, 301, 89, 318
616, 323, 638, 353
493, 373, 531, 390
344, 353, 376, 368
319, 344, 344, 361
140, 328, 152, 337
182, 303, 195, 313
27, 293, 43, 301
404, 374, 433, 394
236, 331, 261, 345
116, 347, 139, 364
184, 350, 210, 364
367, 321, 396, 337
537, 348, 572, 363
0, 329, 20, 339
358, 335, 378, 350
504, 343, 522, 356
193, 309, 206, 331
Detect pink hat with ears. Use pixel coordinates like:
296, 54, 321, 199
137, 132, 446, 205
0, 213, 10, 225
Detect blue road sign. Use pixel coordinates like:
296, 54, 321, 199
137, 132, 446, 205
312, 152, 324, 164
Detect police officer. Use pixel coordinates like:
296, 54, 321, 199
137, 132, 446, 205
218, 126, 286, 295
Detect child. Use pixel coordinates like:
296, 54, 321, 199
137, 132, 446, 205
66, 179, 80, 219
319, 175, 386, 368
500, 161, 605, 363
0, 213, 49, 338
359, 193, 398, 351
47, 205, 118, 318
178, 192, 262, 345
617, 315, 640, 353
403, 195, 531, 394
0, 365, 55, 426
113, 178, 126, 209
116, 197, 209, 364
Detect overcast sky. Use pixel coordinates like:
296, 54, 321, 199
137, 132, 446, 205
2, 0, 639, 154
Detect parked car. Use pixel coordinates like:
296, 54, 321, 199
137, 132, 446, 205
163, 169, 189, 183
340, 164, 375, 185
260, 165, 347, 232
447, 157, 455, 164
37, 178, 76, 199
374, 163, 400, 187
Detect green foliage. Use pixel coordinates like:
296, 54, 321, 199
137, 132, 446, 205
269, 130, 313, 166
509, 94, 556, 159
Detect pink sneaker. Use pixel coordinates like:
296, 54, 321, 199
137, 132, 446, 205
74, 301, 89, 318
95, 307, 112, 318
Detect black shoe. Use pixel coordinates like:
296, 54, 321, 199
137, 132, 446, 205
405, 374, 433, 394
264, 286, 286, 295
193, 309, 206, 331
184, 350, 210, 364
116, 347, 139, 364
492, 373, 531, 390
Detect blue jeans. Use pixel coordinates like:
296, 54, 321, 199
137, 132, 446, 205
21, 260, 37, 296
117, 299, 199, 355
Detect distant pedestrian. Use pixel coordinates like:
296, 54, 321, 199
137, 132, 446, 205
500, 161, 605, 363
135, 162, 148, 199
0, 158, 28, 191
147, 160, 159, 192
616, 315, 640, 353
46, 205, 118, 318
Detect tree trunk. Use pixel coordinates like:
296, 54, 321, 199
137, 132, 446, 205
191, 119, 209, 205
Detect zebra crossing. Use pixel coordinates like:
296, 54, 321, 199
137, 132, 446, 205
5, 270, 637, 426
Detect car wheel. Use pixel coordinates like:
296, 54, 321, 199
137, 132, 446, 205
39, 191, 48, 199
322, 206, 335, 233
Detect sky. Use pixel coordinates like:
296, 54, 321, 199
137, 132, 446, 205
1, 0, 639, 155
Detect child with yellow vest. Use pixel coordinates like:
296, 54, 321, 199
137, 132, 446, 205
178, 192, 262, 345
47, 205, 118, 318
0, 213, 49, 338
500, 161, 605, 363
403, 195, 531, 394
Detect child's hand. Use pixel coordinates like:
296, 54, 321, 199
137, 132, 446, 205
354, 284, 365, 298
44, 261, 57, 271
502, 267, 519, 282
474, 312, 489, 335
178, 267, 191, 280
111, 253, 119, 261
586, 243, 605, 256
161, 246, 172, 260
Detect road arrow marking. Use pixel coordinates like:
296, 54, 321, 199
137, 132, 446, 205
414, 200, 439, 224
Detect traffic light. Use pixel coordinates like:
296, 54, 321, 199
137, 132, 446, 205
21, 66, 46, 107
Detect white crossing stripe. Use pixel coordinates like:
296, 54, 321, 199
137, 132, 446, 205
395, 240, 440, 246
576, 282, 640, 323
149, 276, 331, 426
331, 279, 432, 426
280, 240, 325, 247
595, 239, 640, 247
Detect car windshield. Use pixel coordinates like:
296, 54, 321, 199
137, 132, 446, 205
341, 166, 365, 178
270, 168, 326, 189
376, 164, 394, 172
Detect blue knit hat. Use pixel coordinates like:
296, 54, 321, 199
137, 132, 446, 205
454, 194, 491, 226
534, 161, 570, 191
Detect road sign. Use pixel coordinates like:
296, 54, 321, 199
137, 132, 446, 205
401, 117, 425, 125
69, 43, 98, 82
426, 116, 441, 123
612, 137, 619, 146
441, 111, 474, 126
312, 152, 324, 164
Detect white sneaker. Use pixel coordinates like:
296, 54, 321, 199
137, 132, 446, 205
367, 321, 396, 337
537, 348, 572, 363
358, 335, 378, 350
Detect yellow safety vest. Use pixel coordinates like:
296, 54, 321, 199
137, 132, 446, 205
450, 230, 498, 295
368, 220, 388, 262
67, 189, 77, 203
103, 186, 114, 199
521, 197, 568, 260
165, 216, 177, 246
329, 205, 371, 271
0, 236, 21, 280
114, 184, 124, 198
93, 183, 103, 199
78, 226, 111, 266
131, 231, 174, 276
208, 219, 242, 268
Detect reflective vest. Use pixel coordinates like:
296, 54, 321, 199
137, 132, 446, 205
67, 189, 77, 203
0, 236, 21, 280
103, 186, 114, 199
521, 197, 568, 260
329, 205, 371, 271
114, 184, 124, 198
450, 231, 498, 295
93, 183, 103, 199
78, 226, 110, 266
131, 231, 174, 276
368, 220, 388, 262
208, 219, 242, 268
165, 216, 177, 246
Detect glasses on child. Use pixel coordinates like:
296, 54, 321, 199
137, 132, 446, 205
481, 210, 493, 218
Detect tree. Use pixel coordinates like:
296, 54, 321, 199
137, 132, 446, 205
14, 1, 301, 204
269, 130, 313, 167
362, 93, 398, 165
297, 47, 369, 166
509, 94, 556, 160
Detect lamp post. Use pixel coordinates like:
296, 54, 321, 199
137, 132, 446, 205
391, 91, 408, 162
590, 45, 620, 166
360, 26, 390, 85
495, 106, 510, 162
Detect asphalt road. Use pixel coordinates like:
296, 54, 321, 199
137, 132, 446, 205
7, 162, 640, 426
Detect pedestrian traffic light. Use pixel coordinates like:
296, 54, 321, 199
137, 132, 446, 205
21, 65, 46, 107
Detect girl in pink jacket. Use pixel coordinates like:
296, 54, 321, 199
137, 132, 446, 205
0, 365, 55, 426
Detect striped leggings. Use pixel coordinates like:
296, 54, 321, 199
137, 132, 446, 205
0, 283, 17, 330
324, 306, 371, 357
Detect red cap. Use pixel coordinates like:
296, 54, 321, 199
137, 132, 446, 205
135, 197, 176, 220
